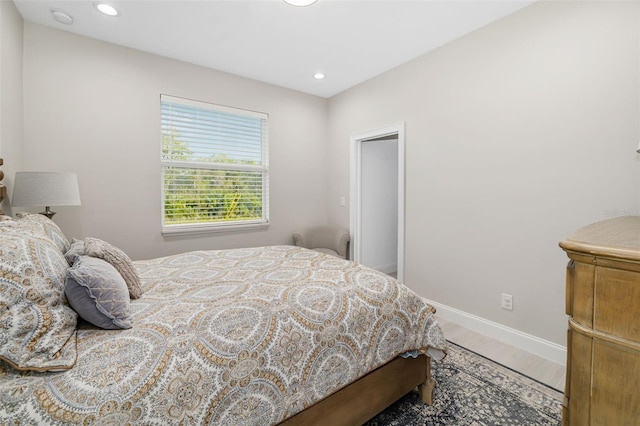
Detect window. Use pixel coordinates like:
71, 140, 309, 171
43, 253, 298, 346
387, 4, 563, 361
161, 95, 269, 235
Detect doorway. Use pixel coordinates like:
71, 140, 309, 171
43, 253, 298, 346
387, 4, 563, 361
350, 123, 405, 282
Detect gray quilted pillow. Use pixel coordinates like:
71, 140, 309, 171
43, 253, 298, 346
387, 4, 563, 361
84, 237, 143, 299
65, 256, 132, 329
64, 238, 85, 264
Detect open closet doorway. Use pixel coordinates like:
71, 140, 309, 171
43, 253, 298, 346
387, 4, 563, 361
350, 123, 405, 282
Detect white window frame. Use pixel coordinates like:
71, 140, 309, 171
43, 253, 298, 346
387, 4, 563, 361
160, 94, 269, 236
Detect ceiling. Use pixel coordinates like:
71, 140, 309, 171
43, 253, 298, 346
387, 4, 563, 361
13, 0, 535, 98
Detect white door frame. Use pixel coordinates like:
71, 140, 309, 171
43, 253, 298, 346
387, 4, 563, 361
350, 123, 405, 282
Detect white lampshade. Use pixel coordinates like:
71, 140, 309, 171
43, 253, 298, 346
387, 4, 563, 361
12, 172, 81, 208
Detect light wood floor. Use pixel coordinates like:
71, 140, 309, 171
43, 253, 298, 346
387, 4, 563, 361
437, 317, 566, 391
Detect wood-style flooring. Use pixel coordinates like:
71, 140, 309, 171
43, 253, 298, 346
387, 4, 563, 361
437, 317, 566, 391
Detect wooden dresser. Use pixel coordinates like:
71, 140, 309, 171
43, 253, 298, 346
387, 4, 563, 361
560, 217, 640, 426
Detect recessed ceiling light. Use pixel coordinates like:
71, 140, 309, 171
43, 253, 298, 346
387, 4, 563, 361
94, 2, 120, 17
51, 9, 73, 25
313, 73, 326, 80
284, 0, 318, 6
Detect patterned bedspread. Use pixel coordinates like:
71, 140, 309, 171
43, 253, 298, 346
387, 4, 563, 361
0, 245, 446, 425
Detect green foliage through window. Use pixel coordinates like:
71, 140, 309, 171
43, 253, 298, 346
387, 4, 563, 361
161, 95, 269, 232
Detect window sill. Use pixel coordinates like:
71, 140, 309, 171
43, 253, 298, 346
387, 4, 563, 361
162, 220, 269, 236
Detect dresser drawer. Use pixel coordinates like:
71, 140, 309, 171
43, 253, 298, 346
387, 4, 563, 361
594, 267, 640, 344
591, 339, 640, 425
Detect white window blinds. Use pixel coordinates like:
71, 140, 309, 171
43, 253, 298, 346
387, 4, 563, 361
161, 95, 269, 235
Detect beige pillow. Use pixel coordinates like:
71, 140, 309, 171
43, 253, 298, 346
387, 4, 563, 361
83, 237, 143, 299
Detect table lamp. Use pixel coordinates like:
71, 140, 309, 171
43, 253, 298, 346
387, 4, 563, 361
12, 171, 81, 219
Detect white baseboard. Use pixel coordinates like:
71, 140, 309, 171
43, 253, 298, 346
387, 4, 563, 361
424, 298, 567, 366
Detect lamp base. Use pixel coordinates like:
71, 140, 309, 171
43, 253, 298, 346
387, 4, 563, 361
40, 206, 56, 219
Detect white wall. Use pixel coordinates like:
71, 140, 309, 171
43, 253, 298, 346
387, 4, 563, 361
327, 0, 640, 346
21, 23, 329, 260
361, 138, 398, 273
0, 0, 24, 214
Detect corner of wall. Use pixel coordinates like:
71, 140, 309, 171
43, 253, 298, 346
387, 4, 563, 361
0, 0, 25, 215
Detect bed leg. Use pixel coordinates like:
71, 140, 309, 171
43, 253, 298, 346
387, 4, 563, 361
418, 377, 435, 405
418, 356, 435, 405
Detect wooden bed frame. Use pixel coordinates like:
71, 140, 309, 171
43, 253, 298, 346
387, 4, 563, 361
280, 354, 434, 425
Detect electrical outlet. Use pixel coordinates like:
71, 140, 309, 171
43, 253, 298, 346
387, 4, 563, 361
501, 293, 513, 311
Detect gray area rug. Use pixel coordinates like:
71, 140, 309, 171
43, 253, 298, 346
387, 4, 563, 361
366, 342, 563, 425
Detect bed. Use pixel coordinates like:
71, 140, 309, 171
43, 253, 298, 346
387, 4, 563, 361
0, 213, 446, 425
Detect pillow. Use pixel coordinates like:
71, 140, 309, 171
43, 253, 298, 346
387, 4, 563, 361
64, 238, 85, 264
84, 237, 143, 299
0, 223, 78, 371
65, 256, 132, 329
0, 216, 16, 229
15, 212, 70, 253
